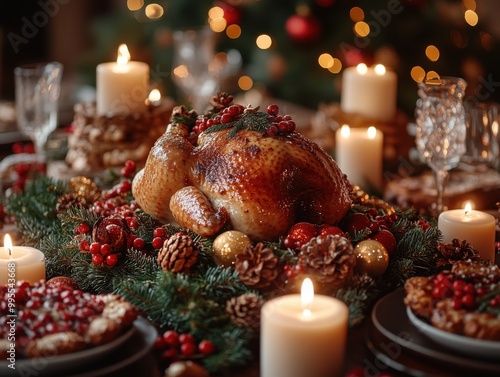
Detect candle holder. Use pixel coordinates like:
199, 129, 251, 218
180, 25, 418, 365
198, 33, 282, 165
65, 99, 174, 172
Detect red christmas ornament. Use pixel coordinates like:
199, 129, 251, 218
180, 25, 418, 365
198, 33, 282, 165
285, 14, 321, 43
283, 222, 318, 249
216, 1, 241, 25
343, 213, 371, 237
317, 224, 344, 238
371, 229, 397, 256
315, 0, 336, 6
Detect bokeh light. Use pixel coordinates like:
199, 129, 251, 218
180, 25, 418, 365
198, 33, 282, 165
238, 76, 253, 90
256, 34, 272, 50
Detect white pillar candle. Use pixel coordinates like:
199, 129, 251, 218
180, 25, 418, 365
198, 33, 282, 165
96, 44, 149, 116
341, 63, 397, 121
335, 125, 384, 191
0, 234, 45, 285
438, 203, 496, 262
261, 278, 349, 377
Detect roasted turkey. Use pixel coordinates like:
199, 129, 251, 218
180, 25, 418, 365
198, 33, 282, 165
132, 104, 352, 241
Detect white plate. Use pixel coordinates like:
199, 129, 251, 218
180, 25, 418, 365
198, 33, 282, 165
0, 320, 136, 377
406, 307, 500, 360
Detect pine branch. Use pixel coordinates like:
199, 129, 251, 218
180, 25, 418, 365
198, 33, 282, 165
204, 110, 270, 138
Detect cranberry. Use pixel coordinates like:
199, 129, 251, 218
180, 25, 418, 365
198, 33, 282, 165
126, 217, 138, 230
152, 236, 164, 249
180, 342, 196, 357
461, 294, 475, 308
76, 223, 90, 235
92, 254, 104, 265
89, 242, 101, 254
163, 330, 180, 347
161, 348, 178, 360
100, 244, 112, 256
133, 237, 145, 250
266, 104, 280, 116
106, 254, 119, 266
79, 239, 90, 252
154, 336, 166, 350
153, 227, 167, 238
198, 339, 216, 355
220, 113, 233, 124
179, 333, 196, 344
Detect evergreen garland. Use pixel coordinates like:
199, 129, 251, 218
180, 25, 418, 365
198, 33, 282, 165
2, 174, 448, 373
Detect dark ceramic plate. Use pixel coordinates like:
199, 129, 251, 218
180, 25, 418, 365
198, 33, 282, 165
367, 289, 500, 377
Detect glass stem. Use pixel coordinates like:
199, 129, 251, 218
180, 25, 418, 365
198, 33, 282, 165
433, 169, 449, 214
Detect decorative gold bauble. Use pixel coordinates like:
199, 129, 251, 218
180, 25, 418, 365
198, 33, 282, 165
69, 176, 100, 202
354, 239, 389, 278
212, 230, 252, 267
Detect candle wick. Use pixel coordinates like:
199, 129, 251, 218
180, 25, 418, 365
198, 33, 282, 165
7, 247, 11, 256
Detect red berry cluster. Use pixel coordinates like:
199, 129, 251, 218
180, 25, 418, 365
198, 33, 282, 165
193, 104, 246, 134
192, 103, 296, 136
342, 212, 398, 255
10, 142, 46, 191
76, 222, 122, 267
431, 271, 500, 311
89, 241, 120, 267
155, 330, 216, 361
0, 281, 105, 346
151, 226, 169, 249
264, 104, 296, 136
120, 159, 137, 178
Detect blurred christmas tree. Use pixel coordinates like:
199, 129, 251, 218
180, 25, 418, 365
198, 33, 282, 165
78, 0, 500, 114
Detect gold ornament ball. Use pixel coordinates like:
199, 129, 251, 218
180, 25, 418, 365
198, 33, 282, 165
354, 239, 389, 278
212, 230, 252, 267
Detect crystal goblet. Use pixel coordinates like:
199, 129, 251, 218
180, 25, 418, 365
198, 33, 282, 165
415, 76, 467, 215
14, 61, 63, 163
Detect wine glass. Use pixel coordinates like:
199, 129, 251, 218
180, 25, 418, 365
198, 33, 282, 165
171, 27, 241, 113
14, 61, 63, 163
415, 76, 467, 215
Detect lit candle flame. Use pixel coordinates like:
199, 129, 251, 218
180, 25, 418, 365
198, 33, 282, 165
4, 234, 12, 256
464, 202, 472, 216
301, 278, 314, 317
356, 63, 368, 75
340, 124, 350, 138
374, 64, 386, 75
367, 126, 377, 139
117, 44, 131, 66
148, 89, 161, 103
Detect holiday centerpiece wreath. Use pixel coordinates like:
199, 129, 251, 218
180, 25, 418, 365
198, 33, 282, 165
2, 93, 486, 374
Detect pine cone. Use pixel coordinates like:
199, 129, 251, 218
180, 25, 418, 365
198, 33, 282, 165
298, 234, 356, 288
235, 243, 278, 289
157, 232, 198, 273
56, 193, 88, 212
436, 239, 481, 269
225, 293, 262, 331
209, 92, 233, 112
